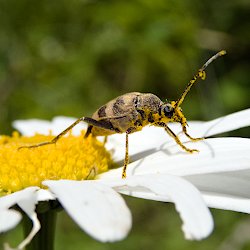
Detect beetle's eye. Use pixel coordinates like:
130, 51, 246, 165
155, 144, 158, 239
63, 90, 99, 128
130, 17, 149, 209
164, 105, 174, 118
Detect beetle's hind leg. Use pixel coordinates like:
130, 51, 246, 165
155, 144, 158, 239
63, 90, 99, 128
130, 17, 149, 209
19, 117, 115, 150
18, 117, 85, 150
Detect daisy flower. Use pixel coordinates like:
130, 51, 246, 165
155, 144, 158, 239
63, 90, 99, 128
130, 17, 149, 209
0, 108, 250, 249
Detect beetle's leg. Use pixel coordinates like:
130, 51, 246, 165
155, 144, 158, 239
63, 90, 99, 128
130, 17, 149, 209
84, 125, 93, 138
164, 125, 199, 153
122, 132, 129, 179
122, 127, 137, 178
181, 123, 204, 142
19, 117, 85, 149
19, 117, 117, 150
85, 165, 97, 180
103, 136, 108, 145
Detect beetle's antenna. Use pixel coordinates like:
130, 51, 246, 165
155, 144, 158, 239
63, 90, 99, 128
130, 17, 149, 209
174, 50, 226, 108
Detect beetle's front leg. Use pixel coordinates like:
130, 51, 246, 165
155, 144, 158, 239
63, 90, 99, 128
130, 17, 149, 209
181, 123, 204, 142
164, 125, 199, 153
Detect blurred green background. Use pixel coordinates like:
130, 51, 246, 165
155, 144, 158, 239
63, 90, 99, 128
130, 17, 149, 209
0, 0, 249, 249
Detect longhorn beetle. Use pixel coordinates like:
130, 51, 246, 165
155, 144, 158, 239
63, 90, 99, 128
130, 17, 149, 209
19, 50, 226, 178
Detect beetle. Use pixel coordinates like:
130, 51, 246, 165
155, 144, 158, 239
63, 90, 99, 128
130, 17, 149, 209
20, 50, 226, 178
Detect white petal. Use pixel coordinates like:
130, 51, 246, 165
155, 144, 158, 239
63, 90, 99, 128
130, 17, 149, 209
100, 138, 250, 179
43, 180, 132, 242
0, 189, 34, 235
101, 174, 213, 240
202, 194, 250, 214
0, 210, 22, 233
185, 171, 250, 199
183, 108, 250, 138
36, 189, 56, 201
184, 170, 250, 213
12, 119, 52, 136
0, 187, 40, 250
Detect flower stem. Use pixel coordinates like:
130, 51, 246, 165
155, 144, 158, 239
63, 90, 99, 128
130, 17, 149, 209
23, 202, 58, 250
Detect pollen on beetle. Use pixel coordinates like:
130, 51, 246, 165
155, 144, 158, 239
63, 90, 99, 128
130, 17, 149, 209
0, 131, 112, 195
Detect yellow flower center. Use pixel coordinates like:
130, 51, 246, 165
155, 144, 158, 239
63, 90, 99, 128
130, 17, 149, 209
0, 131, 112, 195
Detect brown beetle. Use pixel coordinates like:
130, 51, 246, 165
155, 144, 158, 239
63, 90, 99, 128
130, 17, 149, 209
20, 51, 226, 178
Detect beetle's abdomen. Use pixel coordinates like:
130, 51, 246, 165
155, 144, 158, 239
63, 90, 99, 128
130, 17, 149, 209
90, 92, 163, 136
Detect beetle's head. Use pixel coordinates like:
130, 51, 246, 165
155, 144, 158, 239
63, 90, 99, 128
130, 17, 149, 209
159, 101, 186, 125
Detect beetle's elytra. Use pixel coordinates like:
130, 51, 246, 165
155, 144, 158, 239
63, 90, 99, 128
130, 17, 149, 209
19, 50, 226, 178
